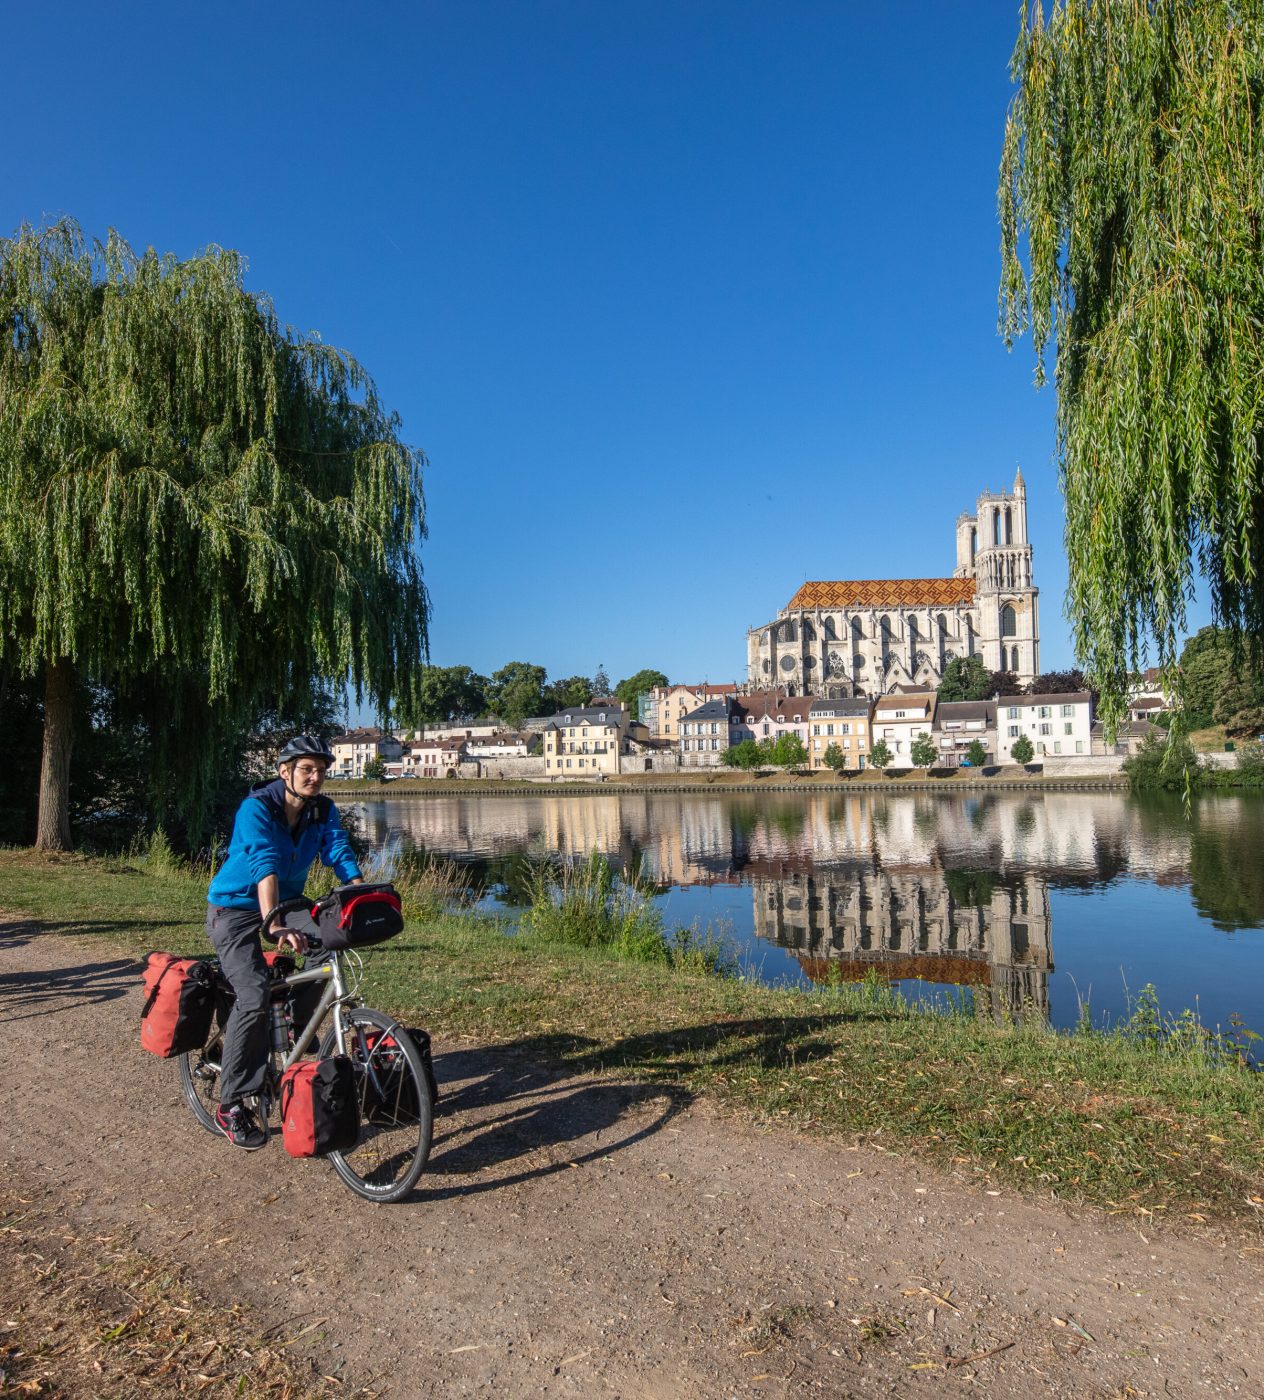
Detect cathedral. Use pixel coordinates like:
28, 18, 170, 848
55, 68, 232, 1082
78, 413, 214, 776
746, 473, 1040, 698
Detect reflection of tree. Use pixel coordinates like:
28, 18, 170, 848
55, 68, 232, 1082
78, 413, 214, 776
1189, 816, 1264, 931
943, 868, 999, 908
767, 802, 808, 843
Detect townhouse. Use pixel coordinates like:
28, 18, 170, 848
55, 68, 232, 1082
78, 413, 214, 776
995, 690, 1093, 761
650, 682, 740, 742
678, 698, 734, 768
732, 691, 813, 750
807, 697, 872, 771
329, 727, 404, 779
405, 736, 469, 778
871, 688, 937, 765
465, 729, 538, 759
933, 700, 997, 767
542, 704, 629, 778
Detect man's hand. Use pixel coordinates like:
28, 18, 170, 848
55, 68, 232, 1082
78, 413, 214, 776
276, 926, 309, 955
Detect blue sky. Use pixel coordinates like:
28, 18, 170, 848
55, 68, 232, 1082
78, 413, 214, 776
5, 2, 1212, 695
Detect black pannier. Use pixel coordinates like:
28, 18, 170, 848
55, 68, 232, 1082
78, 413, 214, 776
362, 1025, 440, 1125
315, 882, 404, 950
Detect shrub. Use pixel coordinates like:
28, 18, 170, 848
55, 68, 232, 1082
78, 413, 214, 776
1011, 734, 1035, 765
1123, 731, 1201, 789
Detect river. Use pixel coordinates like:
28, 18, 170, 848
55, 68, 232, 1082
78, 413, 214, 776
349, 788, 1264, 1035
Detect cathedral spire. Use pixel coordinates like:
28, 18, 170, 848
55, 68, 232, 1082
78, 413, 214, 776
1013, 466, 1026, 494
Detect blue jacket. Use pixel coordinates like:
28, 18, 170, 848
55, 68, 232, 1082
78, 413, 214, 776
207, 779, 363, 912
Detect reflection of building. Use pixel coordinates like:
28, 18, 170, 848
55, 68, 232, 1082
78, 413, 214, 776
751, 866, 1052, 1022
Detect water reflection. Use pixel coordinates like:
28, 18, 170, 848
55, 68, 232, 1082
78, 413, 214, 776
353, 789, 1264, 1030
749, 866, 1052, 1023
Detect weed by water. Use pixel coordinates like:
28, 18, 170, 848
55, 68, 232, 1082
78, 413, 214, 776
519, 850, 732, 975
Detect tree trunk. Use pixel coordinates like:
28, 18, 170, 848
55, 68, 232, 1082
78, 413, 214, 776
36, 658, 75, 852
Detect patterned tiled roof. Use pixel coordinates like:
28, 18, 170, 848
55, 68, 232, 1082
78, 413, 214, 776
786, 578, 976, 610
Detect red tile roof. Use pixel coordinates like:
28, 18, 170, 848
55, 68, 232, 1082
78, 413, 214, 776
786, 579, 976, 610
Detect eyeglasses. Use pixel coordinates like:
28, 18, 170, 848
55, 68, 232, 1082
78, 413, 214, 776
292, 763, 328, 778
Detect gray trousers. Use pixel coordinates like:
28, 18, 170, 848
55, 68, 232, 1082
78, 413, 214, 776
205, 904, 271, 1105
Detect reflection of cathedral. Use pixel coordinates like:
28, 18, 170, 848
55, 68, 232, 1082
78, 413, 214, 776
750, 866, 1053, 1022
746, 474, 1039, 696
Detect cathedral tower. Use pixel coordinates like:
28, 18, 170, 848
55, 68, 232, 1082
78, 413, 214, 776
956, 470, 1039, 678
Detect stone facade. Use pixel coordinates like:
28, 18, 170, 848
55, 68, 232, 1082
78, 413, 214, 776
746, 473, 1040, 697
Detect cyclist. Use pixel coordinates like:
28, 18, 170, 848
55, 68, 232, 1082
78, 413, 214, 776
205, 735, 364, 1149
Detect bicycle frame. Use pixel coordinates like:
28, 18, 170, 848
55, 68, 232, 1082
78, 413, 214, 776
277, 953, 350, 1070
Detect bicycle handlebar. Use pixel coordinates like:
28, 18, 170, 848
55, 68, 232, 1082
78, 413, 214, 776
261, 885, 353, 938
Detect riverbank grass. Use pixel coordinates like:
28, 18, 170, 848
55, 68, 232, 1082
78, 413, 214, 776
1, 849, 1260, 1231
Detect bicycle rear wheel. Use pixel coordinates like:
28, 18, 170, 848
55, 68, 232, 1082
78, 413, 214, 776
321, 1006, 433, 1203
179, 1030, 226, 1134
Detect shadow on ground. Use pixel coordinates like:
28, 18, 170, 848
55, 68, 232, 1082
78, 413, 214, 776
0, 922, 138, 1022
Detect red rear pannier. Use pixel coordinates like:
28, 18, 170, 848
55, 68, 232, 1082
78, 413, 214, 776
315, 883, 403, 950
278, 1057, 360, 1157
140, 953, 216, 1057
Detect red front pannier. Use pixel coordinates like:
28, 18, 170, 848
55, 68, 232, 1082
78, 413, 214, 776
140, 953, 217, 1057
278, 1057, 360, 1157
315, 883, 403, 950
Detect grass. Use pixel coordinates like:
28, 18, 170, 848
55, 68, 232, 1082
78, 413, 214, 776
1189, 725, 1229, 754
1, 848, 1261, 1233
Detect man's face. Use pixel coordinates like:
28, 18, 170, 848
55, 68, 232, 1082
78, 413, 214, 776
283, 758, 328, 798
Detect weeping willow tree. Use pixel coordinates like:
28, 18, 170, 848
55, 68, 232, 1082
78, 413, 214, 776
0, 219, 428, 850
999, 1, 1264, 729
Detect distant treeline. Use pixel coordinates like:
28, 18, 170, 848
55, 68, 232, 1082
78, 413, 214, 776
398, 664, 668, 731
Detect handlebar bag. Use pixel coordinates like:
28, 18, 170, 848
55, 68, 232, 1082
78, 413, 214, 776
315, 883, 403, 950
278, 1056, 360, 1157
361, 1026, 440, 1125
140, 953, 217, 1058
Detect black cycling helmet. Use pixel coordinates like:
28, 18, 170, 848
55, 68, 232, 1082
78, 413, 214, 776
278, 734, 335, 767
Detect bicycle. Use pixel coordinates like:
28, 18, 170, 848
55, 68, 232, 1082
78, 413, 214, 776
178, 893, 434, 1204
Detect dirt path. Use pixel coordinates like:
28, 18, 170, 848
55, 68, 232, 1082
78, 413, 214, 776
1, 920, 1261, 1398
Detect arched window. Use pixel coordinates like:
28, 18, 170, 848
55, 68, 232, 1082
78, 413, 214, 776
1004, 506, 1013, 545
1001, 603, 1017, 637
993, 508, 1002, 547
802, 618, 816, 642
880, 614, 892, 652
970, 526, 977, 562
851, 616, 864, 644
782, 619, 797, 643
823, 615, 837, 641
1010, 645, 1020, 671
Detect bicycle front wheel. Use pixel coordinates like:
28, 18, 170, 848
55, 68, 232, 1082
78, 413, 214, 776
320, 1007, 433, 1203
